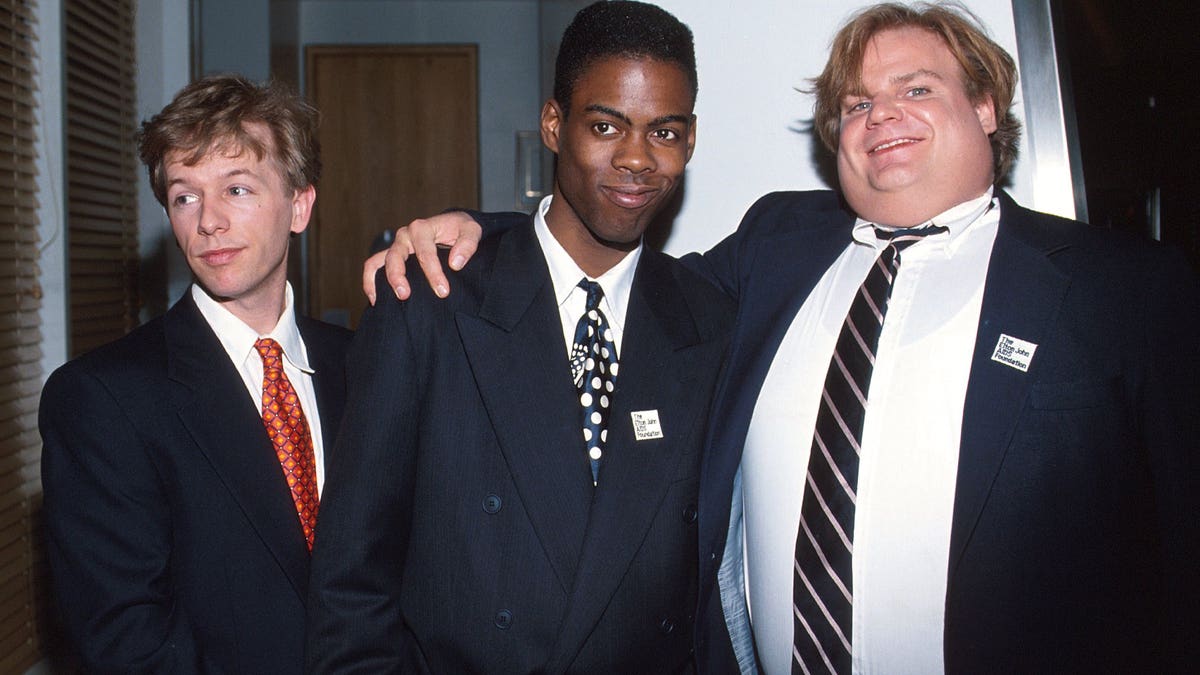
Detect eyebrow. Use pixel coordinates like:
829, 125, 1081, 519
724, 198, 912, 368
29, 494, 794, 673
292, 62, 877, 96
649, 113, 693, 127
583, 104, 691, 128
891, 68, 945, 86
166, 168, 259, 188
842, 68, 946, 101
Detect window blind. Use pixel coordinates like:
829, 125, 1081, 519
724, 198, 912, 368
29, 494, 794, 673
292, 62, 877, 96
0, 1, 46, 671
65, 0, 138, 357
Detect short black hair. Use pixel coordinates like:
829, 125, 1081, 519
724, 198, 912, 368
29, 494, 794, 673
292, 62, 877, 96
553, 1, 697, 115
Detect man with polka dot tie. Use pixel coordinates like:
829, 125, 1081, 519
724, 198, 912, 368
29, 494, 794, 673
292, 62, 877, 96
306, 2, 736, 673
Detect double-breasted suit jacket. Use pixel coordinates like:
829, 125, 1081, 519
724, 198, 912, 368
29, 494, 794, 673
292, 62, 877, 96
307, 220, 734, 674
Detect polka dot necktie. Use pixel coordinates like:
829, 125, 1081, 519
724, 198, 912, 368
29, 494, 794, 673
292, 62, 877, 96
792, 225, 945, 674
254, 338, 319, 552
569, 280, 618, 485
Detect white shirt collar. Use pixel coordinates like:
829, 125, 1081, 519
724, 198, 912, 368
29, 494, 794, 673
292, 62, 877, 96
532, 194, 642, 329
852, 187, 996, 251
190, 282, 313, 373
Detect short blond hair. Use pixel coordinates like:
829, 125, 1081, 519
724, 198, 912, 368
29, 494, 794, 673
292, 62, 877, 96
808, 2, 1020, 183
137, 74, 321, 206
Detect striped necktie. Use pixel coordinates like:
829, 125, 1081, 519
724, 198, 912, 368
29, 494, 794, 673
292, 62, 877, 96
792, 225, 945, 674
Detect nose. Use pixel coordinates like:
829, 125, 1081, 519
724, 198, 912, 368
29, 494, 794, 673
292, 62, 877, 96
197, 201, 229, 235
612, 135, 655, 174
865, 96, 902, 127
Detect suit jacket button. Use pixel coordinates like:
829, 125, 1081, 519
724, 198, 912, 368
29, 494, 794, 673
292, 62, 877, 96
483, 494, 502, 514
659, 618, 675, 635
683, 504, 698, 523
495, 609, 513, 629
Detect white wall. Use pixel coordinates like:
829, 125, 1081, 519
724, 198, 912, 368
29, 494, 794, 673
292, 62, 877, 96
651, 0, 1055, 257
202, 0, 272, 80
300, 0, 542, 212
137, 0, 194, 318
35, 0, 67, 379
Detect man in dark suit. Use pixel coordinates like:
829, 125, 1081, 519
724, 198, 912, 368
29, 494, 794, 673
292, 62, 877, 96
39, 74, 352, 674
370, 3, 1199, 673
687, 6, 1198, 672
304, 3, 733, 673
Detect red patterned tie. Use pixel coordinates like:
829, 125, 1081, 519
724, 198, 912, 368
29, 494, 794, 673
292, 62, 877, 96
254, 338, 319, 551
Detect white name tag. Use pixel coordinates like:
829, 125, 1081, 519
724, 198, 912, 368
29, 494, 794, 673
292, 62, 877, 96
991, 333, 1037, 372
630, 410, 664, 441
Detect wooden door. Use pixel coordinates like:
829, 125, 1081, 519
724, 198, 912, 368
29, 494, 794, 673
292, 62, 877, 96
305, 45, 479, 327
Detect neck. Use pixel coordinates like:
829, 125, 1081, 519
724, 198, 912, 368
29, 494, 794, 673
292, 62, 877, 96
544, 199, 637, 279
853, 188, 992, 228
205, 283, 288, 335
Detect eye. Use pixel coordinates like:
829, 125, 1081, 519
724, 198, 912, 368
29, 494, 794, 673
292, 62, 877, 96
651, 128, 680, 141
228, 186, 251, 197
592, 122, 619, 136
906, 86, 931, 97
844, 100, 871, 115
171, 193, 197, 208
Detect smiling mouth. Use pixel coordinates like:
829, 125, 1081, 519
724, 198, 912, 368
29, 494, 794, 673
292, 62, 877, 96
869, 138, 920, 154
602, 185, 659, 209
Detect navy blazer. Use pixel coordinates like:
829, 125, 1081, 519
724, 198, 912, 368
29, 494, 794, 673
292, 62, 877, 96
40, 293, 352, 675
306, 220, 735, 674
690, 190, 1200, 672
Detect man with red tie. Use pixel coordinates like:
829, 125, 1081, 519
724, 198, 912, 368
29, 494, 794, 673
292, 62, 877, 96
39, 74, 351, 674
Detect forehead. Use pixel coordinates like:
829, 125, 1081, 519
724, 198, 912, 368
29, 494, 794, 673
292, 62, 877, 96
569, 56, 695, 116
164, 125, 281, 183
165, 122, 274, 168
855, 26, 963, 90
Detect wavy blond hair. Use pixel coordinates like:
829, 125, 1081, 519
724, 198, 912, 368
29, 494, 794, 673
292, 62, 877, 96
808, 2, 1020, 183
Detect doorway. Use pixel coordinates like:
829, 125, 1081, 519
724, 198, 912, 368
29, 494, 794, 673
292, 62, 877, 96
305, 45, 480, 327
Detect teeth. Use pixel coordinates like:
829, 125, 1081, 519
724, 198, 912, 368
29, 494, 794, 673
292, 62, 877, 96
871, 138, 915, 153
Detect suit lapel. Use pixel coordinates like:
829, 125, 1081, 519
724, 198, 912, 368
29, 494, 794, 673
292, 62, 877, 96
457, 224, 594, 595
547, 249, 719, 671
702, 206, 851, 556
948, 193, 1072, 576
164, 295, 311, 600
298, 318, 348, 458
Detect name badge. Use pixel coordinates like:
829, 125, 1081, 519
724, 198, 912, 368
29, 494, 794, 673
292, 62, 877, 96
991, 333, 1037, 372
631, 410, 664, 441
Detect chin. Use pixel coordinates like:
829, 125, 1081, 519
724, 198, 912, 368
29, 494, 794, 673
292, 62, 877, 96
594, 228, 646, 248
584, 217, 648, 245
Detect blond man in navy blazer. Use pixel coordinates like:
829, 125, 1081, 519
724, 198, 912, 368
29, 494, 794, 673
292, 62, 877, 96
40, 75, 351, 674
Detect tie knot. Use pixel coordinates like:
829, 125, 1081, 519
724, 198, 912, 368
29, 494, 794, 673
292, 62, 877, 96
874, 224, 947, 252
254, 337, 282, 364
577, 279, 604, 312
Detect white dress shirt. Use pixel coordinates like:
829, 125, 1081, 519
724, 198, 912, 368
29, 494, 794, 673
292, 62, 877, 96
191, 282, 328, 494
741, 190, 1000, 674
532, 194, 642, 357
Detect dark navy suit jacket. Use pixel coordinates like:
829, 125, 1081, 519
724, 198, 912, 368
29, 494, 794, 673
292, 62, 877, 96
40, 292, 352, 674
690, 190, 1200, 673
306, 220, 735, 674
